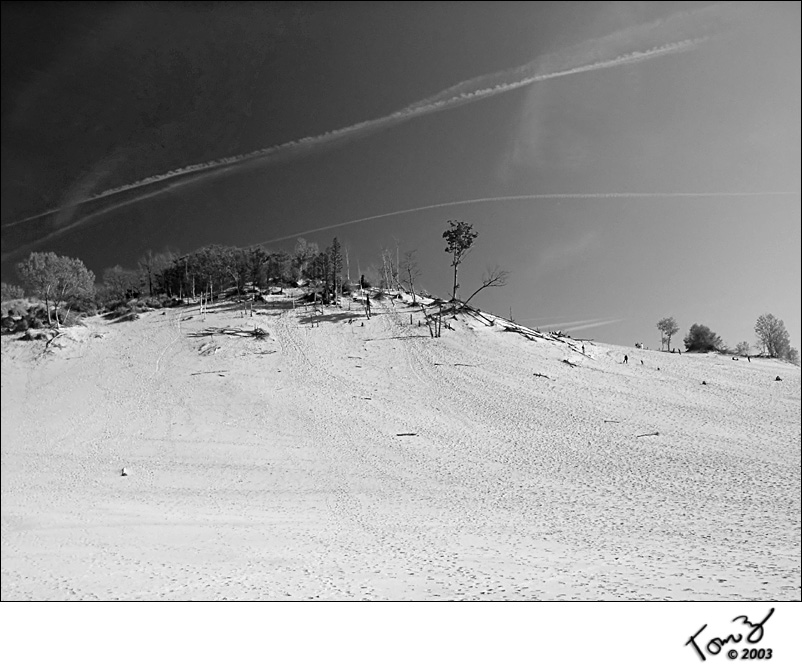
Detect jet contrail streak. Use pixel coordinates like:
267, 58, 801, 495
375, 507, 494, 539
258, 191, 799, 244
561, 318, 626, 332
3, 11, 719, 234
530, 318, 625, 331
0, 168, 239, 263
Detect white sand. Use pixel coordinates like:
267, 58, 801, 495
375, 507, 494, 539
2, 296, 800, 600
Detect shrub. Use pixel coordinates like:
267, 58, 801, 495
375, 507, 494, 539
684, 323, 723, 353
28, 304, 46, 319
21, 329, 52, 341
110, 304, 133, 319
3, 299, 30, 318
67, 294, 99, 315
62, 312, 84, 327
1, 282, 25, 302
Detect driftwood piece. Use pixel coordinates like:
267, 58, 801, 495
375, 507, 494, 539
194, 326, 269, 339
636, 431, 660, 438
533, 372, 551, 379
561, 358, 578, 368
396, 433, 418, 437
44, 332, 64, 350
191, 370, 229, 376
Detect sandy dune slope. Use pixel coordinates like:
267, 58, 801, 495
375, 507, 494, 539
1, 296, 800, 600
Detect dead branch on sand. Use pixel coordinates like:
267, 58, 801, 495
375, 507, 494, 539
636, 431, 660, 438
44, 332, 64, 350
193, 326, 269, 339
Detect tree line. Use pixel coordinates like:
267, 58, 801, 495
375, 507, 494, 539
4, 218, 794, 366
656, 315, 798, 364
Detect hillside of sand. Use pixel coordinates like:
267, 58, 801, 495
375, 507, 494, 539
1, 294, 800, 600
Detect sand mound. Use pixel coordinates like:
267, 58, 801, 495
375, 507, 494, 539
2, 298, 799, 600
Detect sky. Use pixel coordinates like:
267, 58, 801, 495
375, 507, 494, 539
1, 1, 800, 351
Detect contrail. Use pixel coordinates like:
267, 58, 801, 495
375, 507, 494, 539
569, 319, 626, 332
547, 318, 626, 332
0, 168, 240, 263
528, 317, 625, 331
258, 191, 799, 244
514, 315, 575, 323
2, 5, 726, 235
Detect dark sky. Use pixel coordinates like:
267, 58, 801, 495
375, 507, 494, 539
1, 1, 800, 349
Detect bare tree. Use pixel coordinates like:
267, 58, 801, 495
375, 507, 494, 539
103, 265, 141, 303
393, 236, 401, 290
137, 249, 176, 296
379, 247, 397, 291
735, 341, 751, 357
656, 317, 679, 351
330, 237, 343, 301
755, 313, 791, 359
443, 220, 478, 301
461, 265, 509, 306
293, 238, 318, 279
401, 250, 421, 305
16, 252, 95, 328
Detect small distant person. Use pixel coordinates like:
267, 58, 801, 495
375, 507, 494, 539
623, 354, 628, 364
747, 355, 751, 362
582, 344, 585, 355
365, 295, 372, 319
